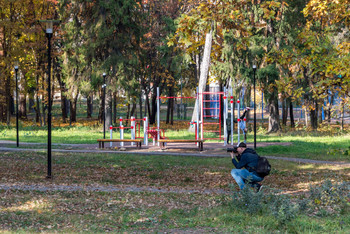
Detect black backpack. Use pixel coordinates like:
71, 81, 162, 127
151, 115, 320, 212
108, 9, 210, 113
256, 156, 271, 177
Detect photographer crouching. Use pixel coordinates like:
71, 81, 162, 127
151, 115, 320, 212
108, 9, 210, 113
228, 142, 263, 192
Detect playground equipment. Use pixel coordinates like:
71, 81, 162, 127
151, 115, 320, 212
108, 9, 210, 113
156, 86, 247, 147
104, 87, 249, 149
156, 87, 199, 146
109, 116, 148, 147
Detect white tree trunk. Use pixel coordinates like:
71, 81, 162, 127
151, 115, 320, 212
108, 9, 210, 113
188, 31, 213, 132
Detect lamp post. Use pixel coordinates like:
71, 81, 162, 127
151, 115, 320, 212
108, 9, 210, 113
14, 62, 19, 147
46, 20, 53, 179
253, 64, 257, 150
102, 73, 106, 139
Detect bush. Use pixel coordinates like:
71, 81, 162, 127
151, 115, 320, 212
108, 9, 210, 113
307, 180, 350, 216
229, 180, 350, 225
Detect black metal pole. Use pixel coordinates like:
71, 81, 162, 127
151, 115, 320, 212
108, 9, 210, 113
47, 33, 52, 179
15, 68, 19, 147
103, 74, 106, 139
253, 67, 257, 150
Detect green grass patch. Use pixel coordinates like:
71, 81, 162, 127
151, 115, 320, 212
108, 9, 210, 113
2, 124, 350, 161
0, 186, 349, 233
0, 150, 349, 232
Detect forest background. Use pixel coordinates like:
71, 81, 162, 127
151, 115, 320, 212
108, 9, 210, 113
0, 0, 349, 133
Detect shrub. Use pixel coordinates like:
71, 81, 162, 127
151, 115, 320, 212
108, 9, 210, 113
307, 180, 350, 216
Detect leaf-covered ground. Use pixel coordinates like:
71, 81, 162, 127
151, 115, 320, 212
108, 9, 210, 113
0, 151, 349, 232
1, 151, 349, 192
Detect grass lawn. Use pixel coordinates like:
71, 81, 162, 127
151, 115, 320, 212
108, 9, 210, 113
1, 124, 350, 161
0, 151, 349, 232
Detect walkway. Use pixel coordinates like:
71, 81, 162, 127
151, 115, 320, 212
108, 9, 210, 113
0, 183, 229, 195
0, 143, 349, 166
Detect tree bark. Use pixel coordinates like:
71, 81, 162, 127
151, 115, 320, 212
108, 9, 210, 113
6, 75, 11, 126
166, 86, 174, 125
326, 94, 334, 122
113, 93, 117, 123
126, 102, 131, 126
189, 31, 213, 132
139, 93, 143, 120
267, 90, 280, 133
288, 98, 295, 128
87, 94, 93, 119
28, 88, 35, 113
150, 94, 157, 124
98, 90, 103, 123
281, 98, 287, 126
60, 90, 68, 123
69, 93, 79, 123
130, 101, 136, 118
34, 73, 42, 125
19, 93, 27, 119
309, 102, 318, 130
104, 91, 112, 129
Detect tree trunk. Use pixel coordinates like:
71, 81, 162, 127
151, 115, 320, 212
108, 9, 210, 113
87, 94, 93, 119
113, 93, 117, 123
6, 75, 11, 126
145, 92, 151, 120
130, 101, 136, 118
61, 94, 68, 123
150, 94, 157, 124
98, 91, 103, 123
139, 93, 143, 120
267, 90, 280, 133
189, 31, 213, 132
166, 86, 175, 125
18, 92, 26, 119
105, 91, 112, 129
126, 102, 131, 126
288, 98, 295, 128
309, 102, 318, 130
281, 98, 288, 126
28, 88, 35, 113
326, 94, 334, 122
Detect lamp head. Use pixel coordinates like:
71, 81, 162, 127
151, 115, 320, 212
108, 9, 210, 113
253, 64, 257, 70
14, 61, 19, 71
46, 21, 53, 34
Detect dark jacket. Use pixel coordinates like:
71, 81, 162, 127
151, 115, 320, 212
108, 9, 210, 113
232, 148, 260, 177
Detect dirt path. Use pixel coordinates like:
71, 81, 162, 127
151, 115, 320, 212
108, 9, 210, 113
0, 183, 229, 195
1, 145, 349, 166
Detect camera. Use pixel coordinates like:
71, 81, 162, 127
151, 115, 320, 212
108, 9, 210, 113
227, 146, 238, 153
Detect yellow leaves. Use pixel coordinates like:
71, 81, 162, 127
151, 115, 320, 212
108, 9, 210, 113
304, 0, 350, 26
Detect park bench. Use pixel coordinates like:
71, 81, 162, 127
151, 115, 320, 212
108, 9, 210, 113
158, 139, 204, 151
97, 139, 142, 149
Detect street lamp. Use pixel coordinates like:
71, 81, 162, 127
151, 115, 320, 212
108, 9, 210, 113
14, 61, 19, 147
253, 64, 257, 150
102, 73, 107, 139
46, 20, 53, 179
39, 19, 59, 179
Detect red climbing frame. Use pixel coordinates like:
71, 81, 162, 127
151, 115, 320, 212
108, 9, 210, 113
200, 91, 224, 140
